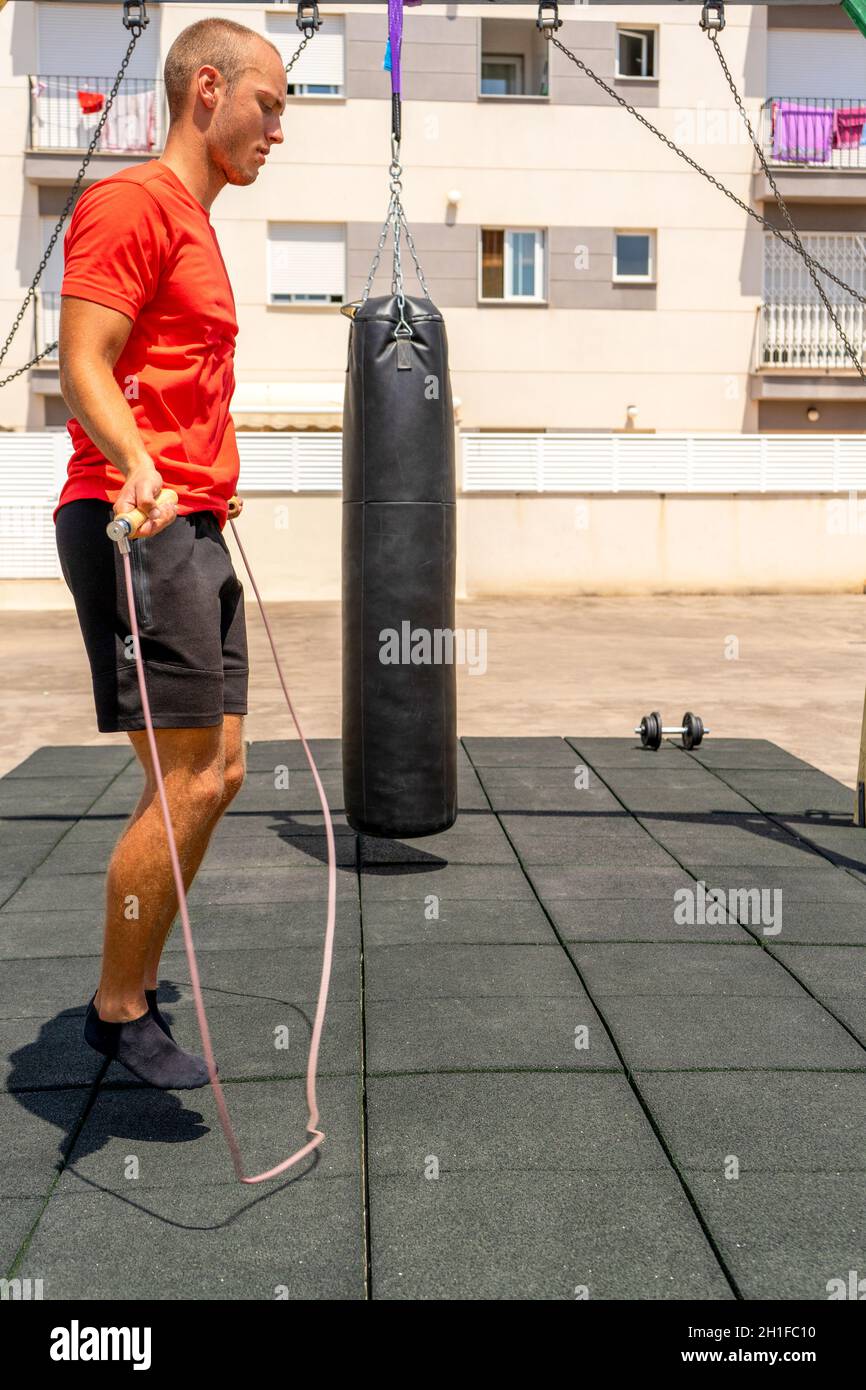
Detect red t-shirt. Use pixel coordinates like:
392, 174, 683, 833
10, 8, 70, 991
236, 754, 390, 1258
54, 160, 240, 528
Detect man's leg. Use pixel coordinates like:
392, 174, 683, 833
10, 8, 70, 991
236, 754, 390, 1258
140, 714, 246, 989
94, 716, 246, 1022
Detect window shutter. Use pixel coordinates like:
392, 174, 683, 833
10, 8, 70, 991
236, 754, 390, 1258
268, 225, 345, 299
767, 31, 866, 98
266, 13, 345, 87
38, 1, 160, 77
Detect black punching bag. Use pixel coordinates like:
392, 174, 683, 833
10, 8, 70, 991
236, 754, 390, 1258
341, 292, 457, 839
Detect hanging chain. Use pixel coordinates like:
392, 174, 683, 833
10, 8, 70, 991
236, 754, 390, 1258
708, 32, 863, 378
0, 24, 145, 387
547, 28, 866, 362
360, 134, 431, 335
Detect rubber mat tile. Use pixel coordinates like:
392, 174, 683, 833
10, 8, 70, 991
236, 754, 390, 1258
545, 897, 748, 943
596, 771, 755, 815
707, 769, 853, 817
527, 865, 693, 900
366, 1072, 671, 1175
1, 1011, 105, 1091
14, 779, 132, 819
244, 738, 343, 772
57, 1076, 360, 1189
0, 1089, 94, 1198
359, 863, 535, 902
685, 740, 814, 772
12, 1176, 364, 1300
602, 995, 866, 1069
2, 747, 134, 779
567, 942, 802, 997
462, 736, 581, 768
359, 817, 514, 866
361, 896, 558, 947
158, 899, 360, 953
364, 994, 619, 1073
683, 1171, 866, 1300
634, 1070, 866, 1171
769, 945, 866, 1001
154, 943, 358, 1007
368, 1168, 733, 1300
364, 942, 584, 1002
684, 864, 866, 905
566, 737, 689, 769
99, 998, 360, 1086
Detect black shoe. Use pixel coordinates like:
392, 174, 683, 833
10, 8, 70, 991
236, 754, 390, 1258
145, 988, 174, 1040
84, 994, 213, 1090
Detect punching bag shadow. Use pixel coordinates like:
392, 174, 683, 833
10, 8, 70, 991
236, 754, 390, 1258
341, 292, 458, 839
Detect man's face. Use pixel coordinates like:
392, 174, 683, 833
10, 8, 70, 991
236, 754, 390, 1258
209, 42, 287, 186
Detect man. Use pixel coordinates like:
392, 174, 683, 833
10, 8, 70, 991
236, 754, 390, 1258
54, 19, 287, 1088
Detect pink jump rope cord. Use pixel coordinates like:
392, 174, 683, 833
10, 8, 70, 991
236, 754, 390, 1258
120, 514, 337, 1184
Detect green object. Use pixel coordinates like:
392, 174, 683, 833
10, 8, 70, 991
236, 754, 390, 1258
842, 0, 866, 40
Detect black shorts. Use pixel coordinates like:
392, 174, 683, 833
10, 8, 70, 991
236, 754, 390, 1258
55, 499, 249, 733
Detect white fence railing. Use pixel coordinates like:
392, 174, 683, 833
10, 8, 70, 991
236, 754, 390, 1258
3, 430, 866, 578
461, 432, 866, 493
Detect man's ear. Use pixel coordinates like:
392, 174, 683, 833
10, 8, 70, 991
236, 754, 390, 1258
198, 65, 219, 110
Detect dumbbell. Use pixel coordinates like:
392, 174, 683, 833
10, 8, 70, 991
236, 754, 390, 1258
635, 711, 709, 751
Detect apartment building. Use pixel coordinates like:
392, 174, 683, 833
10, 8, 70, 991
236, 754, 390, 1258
0, 1, 865, 599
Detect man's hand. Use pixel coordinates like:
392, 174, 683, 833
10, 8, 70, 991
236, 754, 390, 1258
113, 463, 178, 539
227, 494, 244, 520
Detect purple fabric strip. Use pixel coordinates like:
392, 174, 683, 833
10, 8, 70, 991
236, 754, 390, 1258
389, 0, 403, 95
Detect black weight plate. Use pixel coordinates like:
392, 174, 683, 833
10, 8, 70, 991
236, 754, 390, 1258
682, 711, 704, 750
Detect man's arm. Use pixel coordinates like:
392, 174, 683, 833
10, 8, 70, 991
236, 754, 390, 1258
59, 296, 176, 538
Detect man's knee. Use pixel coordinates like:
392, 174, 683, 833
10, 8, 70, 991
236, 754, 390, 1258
221, 756, 246, 808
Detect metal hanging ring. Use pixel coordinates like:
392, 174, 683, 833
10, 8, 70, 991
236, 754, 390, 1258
700, 2, 726, 38
536, 1, 562, 39
296, 1, 321, 40
122, 0, 148, 34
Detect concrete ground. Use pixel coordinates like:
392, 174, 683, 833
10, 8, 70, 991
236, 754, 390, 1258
2, 594, 866, 787
2, 732, 866, 1300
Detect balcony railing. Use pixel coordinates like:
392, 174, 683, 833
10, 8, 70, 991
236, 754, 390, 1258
29, 75, 165, 154
762, 96, 866, 169
760, 300, 865, 370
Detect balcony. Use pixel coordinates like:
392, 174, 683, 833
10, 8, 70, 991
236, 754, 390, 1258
26, 75, 165, 182
759, 300, 865, 371
759, 232, 866, 374
755, 96, 866, 203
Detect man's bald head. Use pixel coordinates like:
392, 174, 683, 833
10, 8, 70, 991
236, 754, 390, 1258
164, 17, 283, 125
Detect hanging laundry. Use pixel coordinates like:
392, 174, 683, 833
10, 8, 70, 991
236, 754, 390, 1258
77, 90, 105, 116
772, 101, 834, 164
100, 89, 156, 152
833, 106, 866, 148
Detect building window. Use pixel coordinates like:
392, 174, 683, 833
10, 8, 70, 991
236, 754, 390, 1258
266, 12, 344, 97
616, 28, 657, 79
480, 18, 549, 98
481, 229, 546, 301
614, 232, 655, 283
267, 224, 345, 304
481, 55, 524, 96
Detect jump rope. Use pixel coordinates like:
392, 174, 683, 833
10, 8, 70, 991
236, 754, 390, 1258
107, 489, 337, 1184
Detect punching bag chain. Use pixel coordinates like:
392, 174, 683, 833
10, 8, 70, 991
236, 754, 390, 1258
360, 135, 431, 338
